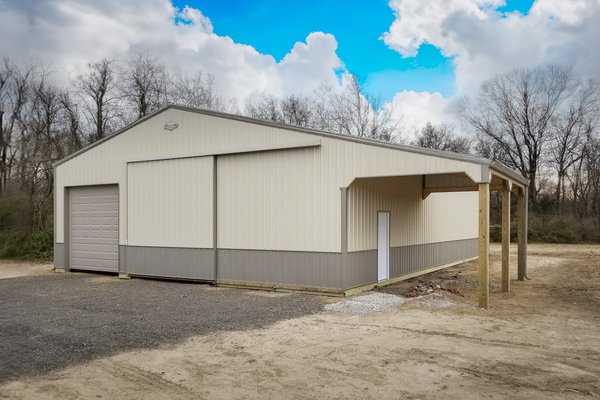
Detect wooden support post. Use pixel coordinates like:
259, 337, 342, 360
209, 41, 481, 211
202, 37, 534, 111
478, 182, 490, 309
501, 187, 511, 293
517, 187, 528, 281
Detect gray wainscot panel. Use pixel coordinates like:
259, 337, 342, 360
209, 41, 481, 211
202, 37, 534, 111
218, 249, 343, 290
390, 238, 478, 278
122, 246, 215, 280
116, 239, 476, 290
343, 250, 377, 289
343, 238, 478, 289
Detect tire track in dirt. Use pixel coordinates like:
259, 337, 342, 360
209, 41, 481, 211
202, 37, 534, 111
319, 320, 543, 349
102, 360, 199, 399
450, 361, 599, 396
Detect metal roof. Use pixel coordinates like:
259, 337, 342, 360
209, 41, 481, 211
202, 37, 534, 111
53, 104, 528, 186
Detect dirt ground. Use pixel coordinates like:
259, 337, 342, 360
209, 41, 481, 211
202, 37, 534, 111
0, 260, 52, 280
1, 243, 599, 399
0, 267, 324, 382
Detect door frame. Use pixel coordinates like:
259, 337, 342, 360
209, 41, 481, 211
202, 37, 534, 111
377, 211, 390, 282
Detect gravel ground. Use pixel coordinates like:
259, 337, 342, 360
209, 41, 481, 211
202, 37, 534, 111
323, 292, 408, 314
0, 271, 325, 383
323, 292, 464, 315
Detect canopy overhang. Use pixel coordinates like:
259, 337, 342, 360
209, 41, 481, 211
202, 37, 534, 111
419, 163, 528, 309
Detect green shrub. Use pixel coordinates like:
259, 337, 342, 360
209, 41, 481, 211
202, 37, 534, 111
0, 229, 53, 260
528, 227, 541, 242
527, 217, 578, 243
0, 192, 53, 260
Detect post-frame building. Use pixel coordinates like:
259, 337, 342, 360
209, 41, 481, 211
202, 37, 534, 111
53, 105, 528, 307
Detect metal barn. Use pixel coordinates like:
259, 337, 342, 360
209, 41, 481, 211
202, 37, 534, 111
53, 105, 528, 307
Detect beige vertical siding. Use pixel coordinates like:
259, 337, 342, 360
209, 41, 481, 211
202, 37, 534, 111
54, 108, 311, 244
217, 137, 482, 252
56, 108, 482, 253
217, 147, 339, 252
347, 176, 478, 252
127, 157, 213, 248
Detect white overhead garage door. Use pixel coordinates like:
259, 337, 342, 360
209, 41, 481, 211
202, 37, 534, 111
69, 185, 119, 272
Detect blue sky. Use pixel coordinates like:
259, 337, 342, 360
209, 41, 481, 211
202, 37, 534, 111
173, 0, 535, 100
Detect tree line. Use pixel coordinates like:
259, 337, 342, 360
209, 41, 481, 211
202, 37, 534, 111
410, 65, 600, 242
0, 53, 401, 258
0, 55, 598, 258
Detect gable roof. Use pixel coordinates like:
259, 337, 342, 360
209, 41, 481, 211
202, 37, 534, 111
53, 104, 527, 186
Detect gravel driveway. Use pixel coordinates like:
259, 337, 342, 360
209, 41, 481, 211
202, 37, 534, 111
0, 270, 325, 383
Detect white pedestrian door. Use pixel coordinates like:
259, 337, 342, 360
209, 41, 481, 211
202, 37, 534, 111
377, 211, 390, 282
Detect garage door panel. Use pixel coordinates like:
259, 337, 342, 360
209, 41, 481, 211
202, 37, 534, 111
70, 228, 118, 236
71, 254, 118, 264
71, 250, 118, 260
69, 185, 119, 272
71, 243, 117, 253
70, 257, 118, 270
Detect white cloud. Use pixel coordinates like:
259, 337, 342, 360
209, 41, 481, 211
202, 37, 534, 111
279, 32, 343, 96
382, 0, 503, 58
0, 0, 342, 105
383, 0, 600, 96
388, 91, 460, 139
530, 0, 592, 25
375, 0, 600, 132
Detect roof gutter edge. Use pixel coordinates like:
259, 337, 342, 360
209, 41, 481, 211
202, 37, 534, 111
489, 160, 528, 186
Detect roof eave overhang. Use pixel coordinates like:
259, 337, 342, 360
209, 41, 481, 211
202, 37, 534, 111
52, 104, 527, 189
489, 160, 528, 187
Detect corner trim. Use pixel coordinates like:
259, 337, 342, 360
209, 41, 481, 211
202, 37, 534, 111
340, 187, 348, 254
213, 155, 218, 284
63, 187, 70, 271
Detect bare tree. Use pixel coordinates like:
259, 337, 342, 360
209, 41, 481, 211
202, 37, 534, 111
31, 76, 63, 159
58, 90, 82, 153
413, 122, 471, 154
567, 137, 593, 231
76, 59, 120, 142
550, 81, 600, 206
462, 65, 574, 204
588, 138, 600, 235
169, 69, 224, 111
245, 94, 282, 122
367, 96, 399, 142
122, 52, 168, 120
296, 75, 401, 141
0, 59, 14, 194
310, 84, 336, 132
244, 78, 401, 142
329, 75, 372, 137
280, 95, 312, 127
0, 59, 33, 194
